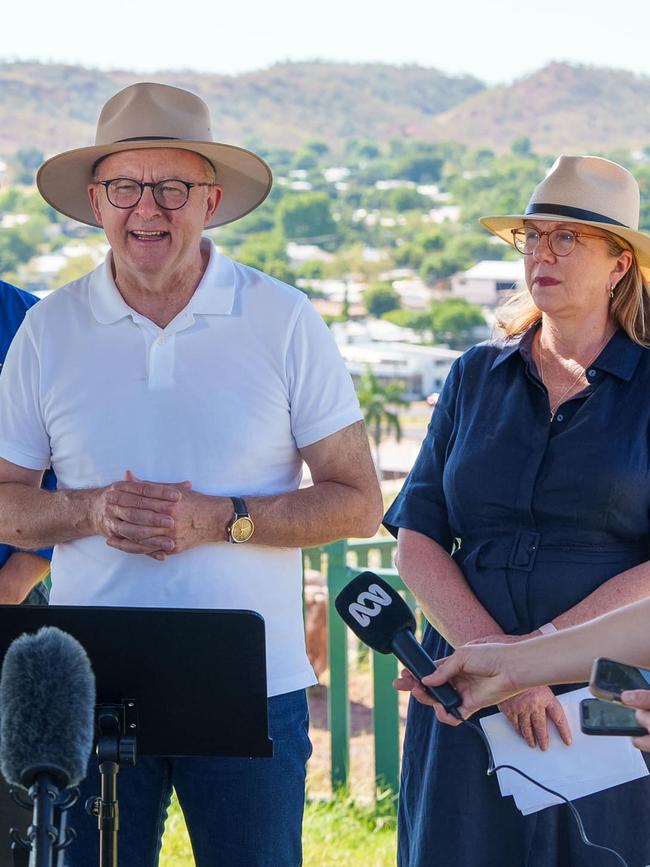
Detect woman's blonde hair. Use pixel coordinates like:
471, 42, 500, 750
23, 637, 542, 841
495, 231, 650, 346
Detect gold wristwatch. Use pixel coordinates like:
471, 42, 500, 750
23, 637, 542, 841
227, 497, 255, 544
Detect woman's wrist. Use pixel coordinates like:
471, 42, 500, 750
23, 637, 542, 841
509, 636, 550, 692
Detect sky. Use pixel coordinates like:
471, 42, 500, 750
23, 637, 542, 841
4, 0, 650, 84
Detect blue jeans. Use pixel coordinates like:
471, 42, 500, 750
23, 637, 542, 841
65, 689, 312, 867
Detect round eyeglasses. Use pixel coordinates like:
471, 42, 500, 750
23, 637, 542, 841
96, 177, 215, 211
511, 227, 611, 257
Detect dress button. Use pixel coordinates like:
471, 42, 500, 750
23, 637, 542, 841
556, 414, 564, 422
587, 368, 596, 378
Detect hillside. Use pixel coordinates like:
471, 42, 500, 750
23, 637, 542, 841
430, 62, 650, 153
0, 61, 483, 157
2, 60, 650, 160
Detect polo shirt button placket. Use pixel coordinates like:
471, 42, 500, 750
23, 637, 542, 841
148, 332, 175, 388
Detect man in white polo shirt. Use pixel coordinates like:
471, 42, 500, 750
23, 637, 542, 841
0, 83, 382, 867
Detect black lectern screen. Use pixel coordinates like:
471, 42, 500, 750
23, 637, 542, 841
0, 606, 272, 758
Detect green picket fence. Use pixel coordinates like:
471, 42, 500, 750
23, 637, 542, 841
302, 538, 419, 799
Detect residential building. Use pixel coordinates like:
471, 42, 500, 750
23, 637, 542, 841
451, 259, 525, 306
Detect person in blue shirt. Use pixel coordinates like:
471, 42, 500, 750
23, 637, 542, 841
0, 278, 54, 867
385, 156, 650, 866
0, 278, 53, 603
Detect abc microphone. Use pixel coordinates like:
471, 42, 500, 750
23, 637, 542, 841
0, 626, 96, 867
335, 572, 462, 718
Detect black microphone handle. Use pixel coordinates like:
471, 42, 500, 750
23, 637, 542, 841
391, 629, 462, 713
29, 772, 60, 867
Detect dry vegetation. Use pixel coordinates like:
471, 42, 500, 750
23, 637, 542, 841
3, 60, 650, 158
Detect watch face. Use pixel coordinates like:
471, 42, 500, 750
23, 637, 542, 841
231, 516, 254, 543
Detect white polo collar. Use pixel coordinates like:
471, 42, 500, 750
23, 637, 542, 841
89, 238, 236, 325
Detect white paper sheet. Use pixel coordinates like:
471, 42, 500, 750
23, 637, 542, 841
479, 687, 649, 814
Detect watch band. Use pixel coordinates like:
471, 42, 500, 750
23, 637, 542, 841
231, 496, 248, 518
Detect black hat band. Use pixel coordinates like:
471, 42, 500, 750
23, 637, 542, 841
526, 202, 628, 228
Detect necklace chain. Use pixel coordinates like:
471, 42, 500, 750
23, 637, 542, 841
537, 330, 611, 422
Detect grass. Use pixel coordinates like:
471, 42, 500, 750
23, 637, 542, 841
303, 793, 397, 867
159, 791, 397, 866
159, 796, 193, 864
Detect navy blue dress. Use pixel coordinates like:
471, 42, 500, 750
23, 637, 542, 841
384, 325, 650, 867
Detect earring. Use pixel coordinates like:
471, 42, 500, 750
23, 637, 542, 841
609, 281, 615, 300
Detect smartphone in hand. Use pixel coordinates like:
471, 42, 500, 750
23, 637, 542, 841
580, 698, 647, 737
589, 657, 650, 702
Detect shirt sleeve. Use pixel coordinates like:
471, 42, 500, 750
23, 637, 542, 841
0, 316, 51, 470
31, 547, 53, 561
286, 298, 362, 448
383, 356, 463, 551
0, 544, 52, 566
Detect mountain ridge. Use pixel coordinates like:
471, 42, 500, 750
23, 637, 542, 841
1, 60, 648, 157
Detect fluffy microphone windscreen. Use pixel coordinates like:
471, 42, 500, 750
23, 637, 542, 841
335, 571, 416, 654
0, 626, 96, 789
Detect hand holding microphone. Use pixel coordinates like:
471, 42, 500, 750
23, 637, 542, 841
334, 572, 463, 719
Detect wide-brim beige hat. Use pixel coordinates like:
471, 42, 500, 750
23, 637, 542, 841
37, 82, 272, 229
480, 155, 650, 281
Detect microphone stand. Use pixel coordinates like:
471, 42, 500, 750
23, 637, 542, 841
8, 784, 78, 867
29, 775, 58, 867
86, 703, 137, 867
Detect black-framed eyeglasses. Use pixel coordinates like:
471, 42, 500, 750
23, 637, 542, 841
95, 177, 215, 210
511, 227, 611, 257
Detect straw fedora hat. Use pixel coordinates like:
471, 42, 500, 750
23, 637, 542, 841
480, 155, 650, 281
36, 82, 272, 229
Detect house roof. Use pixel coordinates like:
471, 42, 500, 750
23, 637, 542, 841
462, 259, 525, 280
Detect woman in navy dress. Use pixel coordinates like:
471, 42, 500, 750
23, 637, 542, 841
384, 155, 650, 867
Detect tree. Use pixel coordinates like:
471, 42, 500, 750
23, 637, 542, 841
345, 139, 381, 161
325, 244, 385, 285
419, 231, 507, 285
236, 232, 296, 285
0, 230, 37, 273
430, 299, 486, 349
420, 252, 460, 284
392, 153, 444, 184
291, 150, 319, 171
0, 188, 22, 211
386, 187, 430, 213
416, 229, 446, 252
363, 282, 400, 318
11, 148, 45, 185
382, 309, 434, 340
295, 260, 325, 280
511, 136, 533, 157
303, 139, 329, 157
392, 242, 424, 268
356, 368, 409, 478
55, 254, 98, 286
276, 193, 337, 243
256, 147, 293, 174
448, 152, 549, 224
636, 164, 650, 232
381, 309, 419, 328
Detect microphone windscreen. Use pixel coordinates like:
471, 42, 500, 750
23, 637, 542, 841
0, 626, 96, 789
335, 571, 416, 654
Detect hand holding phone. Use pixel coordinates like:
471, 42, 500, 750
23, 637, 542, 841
580, 698, 648, 737
589, 657, 650, 702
